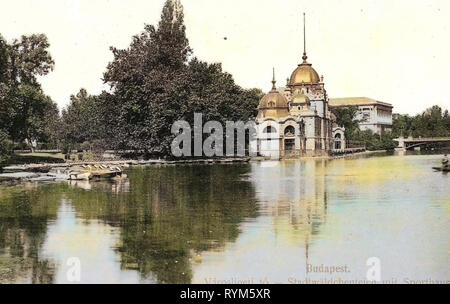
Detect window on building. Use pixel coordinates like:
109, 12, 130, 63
334, 133, 342, 150
284, 126, 295, 137
264, 126, 276, 133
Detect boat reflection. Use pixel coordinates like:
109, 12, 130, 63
67, 177, 131, 193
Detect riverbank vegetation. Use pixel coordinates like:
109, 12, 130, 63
392, 105, 450, 138
58, 0, 262, 158
1, 0, 450, 164
1, 0, 261, 164
331, 107, 397, 151
0, 33, 59, 167
331, 106, 450, 151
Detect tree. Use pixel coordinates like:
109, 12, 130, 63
331, 106, 360, 139
392, 114, 412, 138
0, 33, 57, 151
0, 35, 8, 85
5, 85, 59, 150
61, 89, 96, 146
0, 129, 12, 166
350, 129, 397, 151
392, 105, 450, 138
102, 0, 261, 157
60, 89, 114, 153
7, 34, 54, 88
102, 0, 192, 154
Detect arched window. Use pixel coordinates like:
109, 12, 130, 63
263, 126, 276, 133
334, 133, 342, 150
268, 101, 275, 107
284, 126, 295, 137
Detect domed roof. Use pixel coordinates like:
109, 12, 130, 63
258, 90, 289, 109
290, 62, 320, 85
290, 13, 321, 85
292, 92, 310, 104
257, 72, 290, 120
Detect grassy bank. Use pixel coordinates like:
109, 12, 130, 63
1, 153, 65, 169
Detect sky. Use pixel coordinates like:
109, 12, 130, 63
1, 0, 449, 115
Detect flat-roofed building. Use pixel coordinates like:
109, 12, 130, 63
329, 97, 393, 134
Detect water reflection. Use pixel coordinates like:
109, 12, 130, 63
42, 200, 142, 283
0, 165, 258, 283
192, 160, 329, 283
0, 155, 448, 284
192, 155, 449, 284
0, 184, 57, 283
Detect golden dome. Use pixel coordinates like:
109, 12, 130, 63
292, 92, 310, 104
257, 69, 290, 120
257, 89, 289, 120
290, 62, 320, 85
258, 90, 289, 109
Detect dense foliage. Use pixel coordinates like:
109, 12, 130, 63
96, 0, 261, 156
392, 105, 450, 138
2, 0, 449, 162
332, 105, 450, 151
0, 33, 58, 158
350, 130, 398, 151
0, 129, 12, 166
60, 89, 113, 153
330, 106, 396, 151
331, 106, 360, 138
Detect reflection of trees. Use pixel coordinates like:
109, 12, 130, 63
0, 184, 59, 283
0, 164, 257, 283
64, 164, 258, 283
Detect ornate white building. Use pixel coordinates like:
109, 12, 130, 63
252, 18, 334, 159
251, 15, 394, 159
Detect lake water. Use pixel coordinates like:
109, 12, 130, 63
0, 153, 448, 284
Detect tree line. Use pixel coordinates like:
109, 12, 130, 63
331, 105, 450, 151
0, 33, 59, 164
392, 106, 450, 138
1, 0, 449, 165
1, 0, 262, 165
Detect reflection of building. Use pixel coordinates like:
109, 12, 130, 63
250, 161, 328, 245
252, 16, 334, 159
329, 97, 393, 135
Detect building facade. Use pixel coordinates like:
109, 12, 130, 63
252, 17, 336, 159
329, 97, 393, 134
252, 16, 394, 159
253, 53, 334, 158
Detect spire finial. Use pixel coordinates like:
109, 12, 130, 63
302, 12, 308, 63
271, 67, 277, 90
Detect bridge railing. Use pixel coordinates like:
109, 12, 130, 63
396, 137, 450, 142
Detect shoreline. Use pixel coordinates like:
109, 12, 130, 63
330, 150, 388, 159
1, 150, 385, 174
0, 151, 389, 185
0, 157, 251, 184
0, 150, 444, 185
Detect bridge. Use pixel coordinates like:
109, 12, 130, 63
395, 137, 450, 150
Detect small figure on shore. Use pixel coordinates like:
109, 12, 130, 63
442, 154, 449, 169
